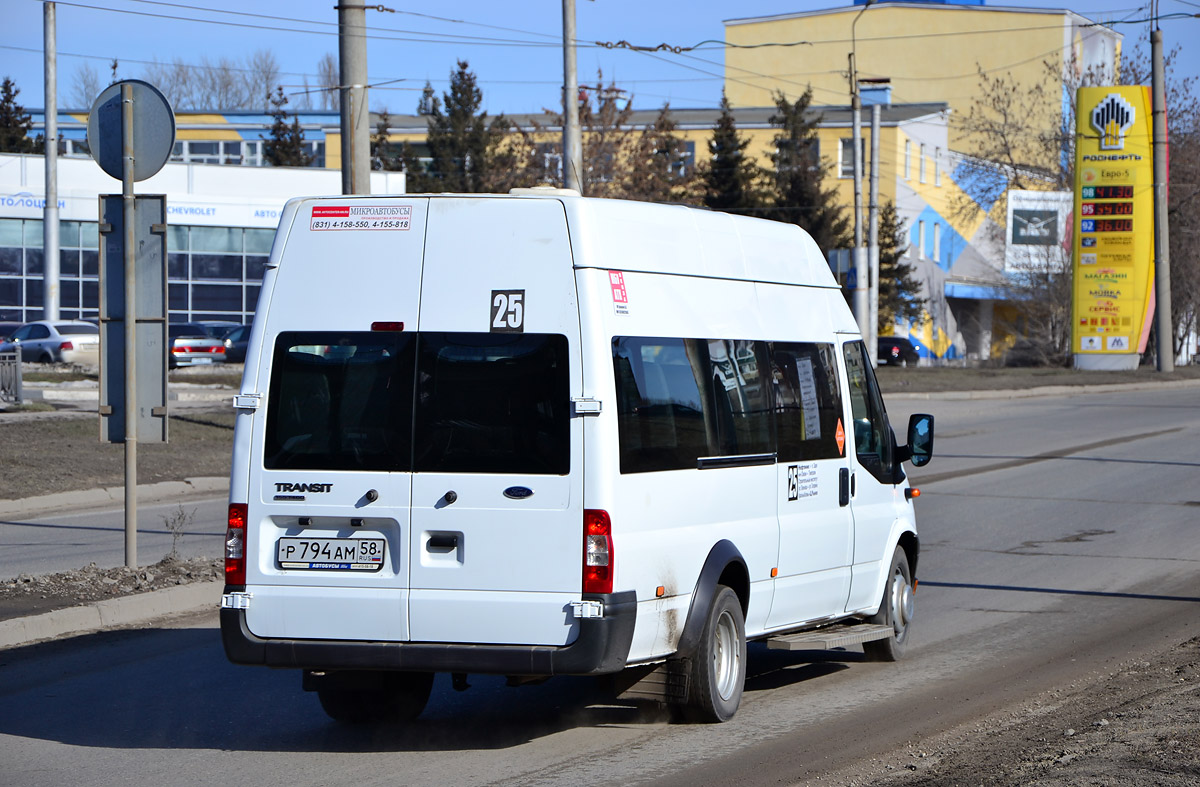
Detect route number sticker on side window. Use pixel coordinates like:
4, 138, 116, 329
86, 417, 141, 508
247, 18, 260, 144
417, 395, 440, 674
491, 290, 525, 333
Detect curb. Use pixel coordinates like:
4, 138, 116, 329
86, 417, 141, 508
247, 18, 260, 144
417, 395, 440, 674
0, 580, 222, 650
885, 377, 1200, 401
19, 386, 234, 405
0, 476, 229, 519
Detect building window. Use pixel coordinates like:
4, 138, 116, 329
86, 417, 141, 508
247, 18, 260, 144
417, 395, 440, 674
919, 143, 927, 184
904, 140, 911, 180
933, 223, 941, 261
934, 147, 942, 186
917, 220, 925, 259
839, 137, 865, 179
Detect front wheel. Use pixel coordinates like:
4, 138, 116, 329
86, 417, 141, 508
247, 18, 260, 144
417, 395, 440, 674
676, 585, 747, 723
863, 546, 914, 662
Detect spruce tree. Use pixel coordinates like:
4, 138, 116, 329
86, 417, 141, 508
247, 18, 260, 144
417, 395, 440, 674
621, 104, 692, 203
262, 86, 313, 167
0, 78, 37, 154
877, 200, 926, 331
415, 60, 511, 193
372, 109, 400, 171
702, 95, 764, 215
768, 89, 850, 252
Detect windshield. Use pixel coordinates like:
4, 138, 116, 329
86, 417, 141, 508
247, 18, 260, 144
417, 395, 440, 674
265, 331, 570, 474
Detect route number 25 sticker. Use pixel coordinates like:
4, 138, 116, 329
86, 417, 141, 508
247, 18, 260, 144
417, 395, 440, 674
491, 290, 525, 333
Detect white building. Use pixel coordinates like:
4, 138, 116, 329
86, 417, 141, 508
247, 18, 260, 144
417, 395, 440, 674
0, 153, 404, 325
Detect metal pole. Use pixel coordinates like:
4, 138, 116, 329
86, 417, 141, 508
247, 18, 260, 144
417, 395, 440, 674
43, 1, 60, 321
562, 0, 582, 193
1151, 29, 1174, 372
121, 83, 138, 569
338, 2, 370, 194
868, 102, 881, 365
848, 2, 872, 338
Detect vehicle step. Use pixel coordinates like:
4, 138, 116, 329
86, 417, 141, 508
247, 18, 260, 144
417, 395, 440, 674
766, 623, 894, 651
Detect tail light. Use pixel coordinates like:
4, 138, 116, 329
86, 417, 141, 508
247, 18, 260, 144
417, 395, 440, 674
583, 509, 613, 594
60, 341, 74, 351
213, 345, 225, 354
225, 503, 248, 585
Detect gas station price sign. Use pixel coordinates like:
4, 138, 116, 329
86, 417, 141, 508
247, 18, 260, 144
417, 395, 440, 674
1072, 86, 1155, 366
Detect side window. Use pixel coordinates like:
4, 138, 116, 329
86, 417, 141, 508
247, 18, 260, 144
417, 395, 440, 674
842, 340, 894, 483
29, 325, 51, 340
613, 337, 774, 474
769, 341, 845, 462
11, 325, 32, 341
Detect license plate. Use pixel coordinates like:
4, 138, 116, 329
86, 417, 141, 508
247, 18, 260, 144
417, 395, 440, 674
192, 357, 213, 364
277, 537, 386, 571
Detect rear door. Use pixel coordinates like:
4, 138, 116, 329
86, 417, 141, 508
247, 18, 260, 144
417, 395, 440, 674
408, 197, 584, 647
243, 198, 427, 643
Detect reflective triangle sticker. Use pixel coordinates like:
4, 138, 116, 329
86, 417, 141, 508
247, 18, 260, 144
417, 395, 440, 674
836, 418, 846, 456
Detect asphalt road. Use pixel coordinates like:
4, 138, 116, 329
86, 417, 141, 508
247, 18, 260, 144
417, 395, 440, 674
0, 495, 228, 580
1, 386, 1198, 786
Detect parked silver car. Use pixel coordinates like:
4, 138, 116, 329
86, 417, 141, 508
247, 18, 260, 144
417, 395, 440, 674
0, 320, 101, 364
168, 322, 226, 368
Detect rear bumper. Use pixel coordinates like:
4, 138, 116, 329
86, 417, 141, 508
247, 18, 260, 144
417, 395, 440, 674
220, 589, 638, 676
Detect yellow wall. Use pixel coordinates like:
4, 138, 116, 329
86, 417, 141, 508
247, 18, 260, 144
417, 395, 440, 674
724, 6, 1114, 161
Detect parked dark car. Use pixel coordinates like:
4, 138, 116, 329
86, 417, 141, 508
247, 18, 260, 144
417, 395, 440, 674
877, 336, 920, 366
220, 324, 251, 363
0, 322, 22, 343
168, 322, 226, 368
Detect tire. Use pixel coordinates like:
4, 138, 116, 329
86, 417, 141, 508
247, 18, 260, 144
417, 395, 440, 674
39, 353, 54, 364
863, 546, 914, 662
677, 585, 747, 723
316, 671, 434, 724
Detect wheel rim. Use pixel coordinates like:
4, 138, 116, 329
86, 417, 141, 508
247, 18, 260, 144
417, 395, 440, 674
712, 609, 741, 701
889, 567, 913, 640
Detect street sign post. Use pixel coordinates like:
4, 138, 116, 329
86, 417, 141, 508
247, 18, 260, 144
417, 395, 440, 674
86, 80, 175, 569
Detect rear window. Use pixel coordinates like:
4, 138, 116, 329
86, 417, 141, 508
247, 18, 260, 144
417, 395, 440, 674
56, 323, 98, 335
264, 331, 570, 474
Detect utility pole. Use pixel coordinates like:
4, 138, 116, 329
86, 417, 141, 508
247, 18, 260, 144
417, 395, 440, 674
848, 1, 873, 338
43, 1, 60, 321
337, 2, 370, 194
868, 101, 881, 365
562, 0, 583, 192
1150, 28, 1173, 372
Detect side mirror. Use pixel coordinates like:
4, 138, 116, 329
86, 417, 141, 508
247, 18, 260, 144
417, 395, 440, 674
902, 413, 934, 467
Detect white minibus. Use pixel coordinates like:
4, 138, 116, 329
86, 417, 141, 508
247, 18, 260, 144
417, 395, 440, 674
221, 191, 934, 723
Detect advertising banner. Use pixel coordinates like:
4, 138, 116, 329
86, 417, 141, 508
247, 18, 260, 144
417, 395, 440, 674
1072, 86, 1155, 370
1006, 190, 1072, 272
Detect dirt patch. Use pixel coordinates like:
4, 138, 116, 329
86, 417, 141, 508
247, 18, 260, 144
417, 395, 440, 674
0, 555, 223, 621
823, 637, 1200, 786
0, 408, 234, 500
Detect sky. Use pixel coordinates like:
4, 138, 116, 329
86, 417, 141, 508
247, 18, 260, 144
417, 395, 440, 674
2, 0, 1197, 116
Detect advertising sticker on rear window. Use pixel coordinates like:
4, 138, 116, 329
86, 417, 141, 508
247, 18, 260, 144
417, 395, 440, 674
310, 204, 412, 230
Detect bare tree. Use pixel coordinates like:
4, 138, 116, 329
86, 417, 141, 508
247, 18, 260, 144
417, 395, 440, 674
245, 49, 280, 112
1122, 40, 1200, 361
317, 53, 339, 111
69, 62, 102, 108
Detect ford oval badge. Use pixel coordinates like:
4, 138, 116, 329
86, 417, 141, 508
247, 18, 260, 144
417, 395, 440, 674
504, 486, 534, 500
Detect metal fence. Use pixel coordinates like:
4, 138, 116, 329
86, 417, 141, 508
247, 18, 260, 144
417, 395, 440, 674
0, 351, 22, 405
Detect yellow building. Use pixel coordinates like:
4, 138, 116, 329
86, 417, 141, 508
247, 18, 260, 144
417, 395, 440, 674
719, 1, 1122, 361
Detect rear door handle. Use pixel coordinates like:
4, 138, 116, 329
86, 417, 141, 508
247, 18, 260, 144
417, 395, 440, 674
427, 534, 458, 550
839, 468, 851, 507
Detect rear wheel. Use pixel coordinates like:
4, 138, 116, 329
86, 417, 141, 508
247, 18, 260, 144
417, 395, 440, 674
39, 352, 54, 364
316, 671, 434, 724
676, 585, 746, 723
863, 546, 914, 662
